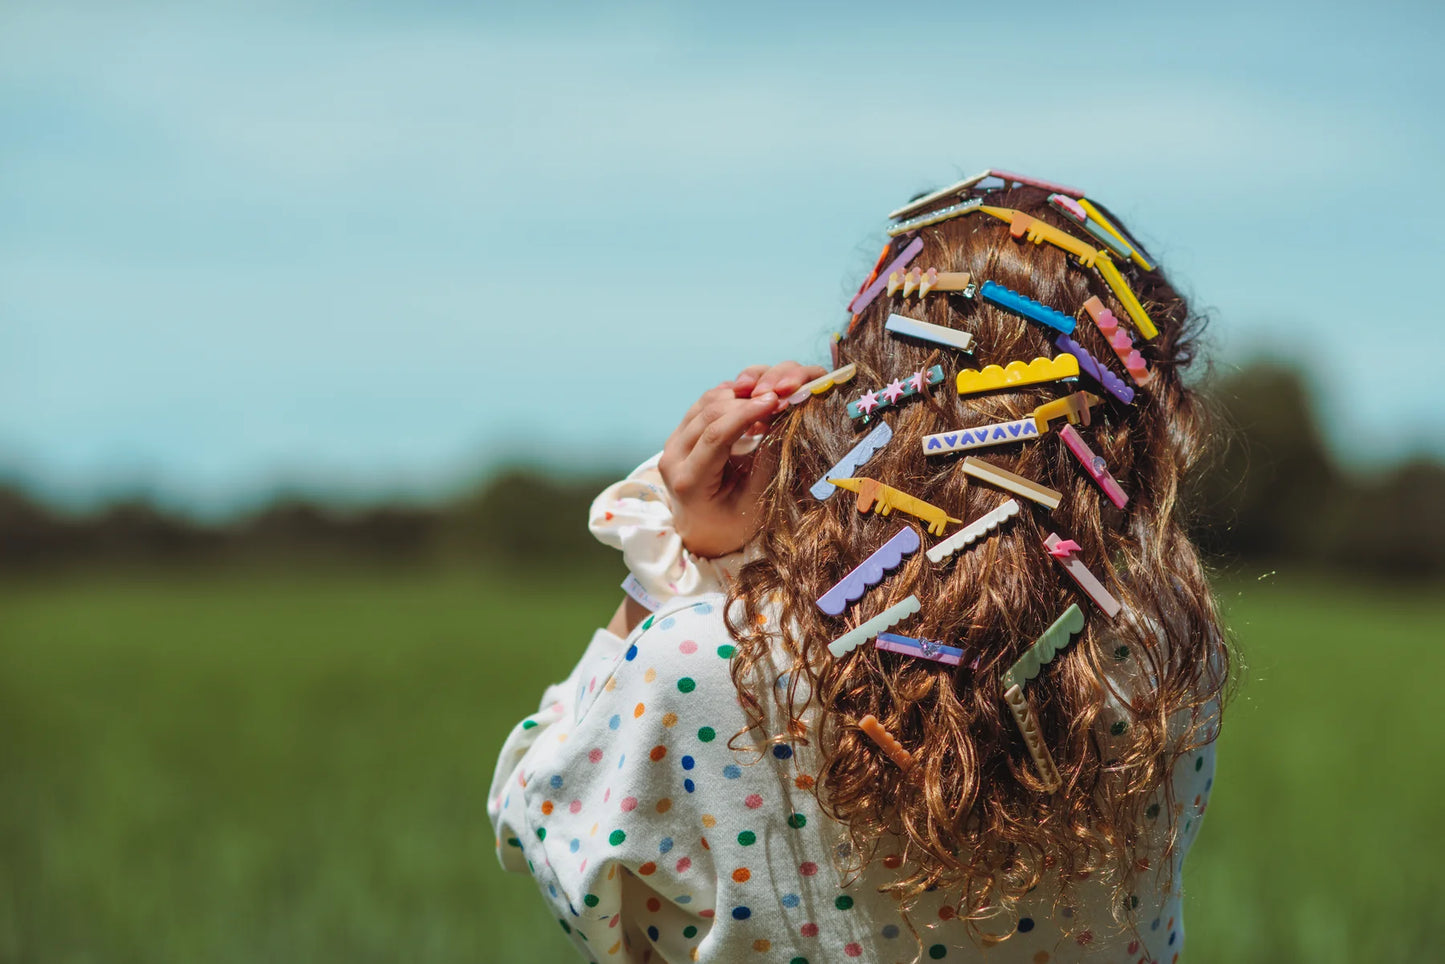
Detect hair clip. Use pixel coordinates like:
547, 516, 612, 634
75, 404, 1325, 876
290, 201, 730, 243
961, 456, 1062, 510
1044, 533, 1121, 618
989, 169, 1084, 198
816, 527, 921, 616
848, 242, 894, 309
886, 269, 975, 299
1002, 604, 1085, 690
786, 363, 858, 405
925, 498, 1020, 563
830, 332, 843, 369
886, 197, 984, 237
1058, 424, 1129, 509
885, 314, 976, 354
828, 595, 921, 658
1082, 297, 1151, 387
1048, 193, 1133, 261
859, 713, 914, 771
847, 365, 945, 420
955, 356, 1079, 396
922, 417, 1043, 455
827, 477, 961, 536
1031, 390, 1102, 434
809, 421, 893, 500
848, 237, 925, 319
1003, 684, 1062, 791
1053, 334, 1135, 405
977, 281, 1076, 335
1093, 254, 1158, 340
875, 632, 966, 666
978, 206, 1101, 267
1078, 198, 1155, 271
887, 170, 992, 221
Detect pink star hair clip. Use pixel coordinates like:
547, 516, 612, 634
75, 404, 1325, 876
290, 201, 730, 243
846, 365, 945, 421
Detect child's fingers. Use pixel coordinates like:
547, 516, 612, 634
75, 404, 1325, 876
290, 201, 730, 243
731, 365, 770, 397
671, 393, 779, 497
670, 382, 739, 439
751, 361, 828, 403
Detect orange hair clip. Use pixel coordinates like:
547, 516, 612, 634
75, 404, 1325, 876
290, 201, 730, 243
859, 714, 914, 771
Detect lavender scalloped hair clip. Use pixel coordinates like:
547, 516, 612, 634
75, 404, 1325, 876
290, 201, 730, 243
816, 527, 921, 616
1054, 333, 1135, 405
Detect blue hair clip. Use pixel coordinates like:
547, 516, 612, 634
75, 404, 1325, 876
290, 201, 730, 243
978, 281, 1076, 335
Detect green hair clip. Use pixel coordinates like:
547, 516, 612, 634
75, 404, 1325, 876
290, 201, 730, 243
1002, 604, 1086, 691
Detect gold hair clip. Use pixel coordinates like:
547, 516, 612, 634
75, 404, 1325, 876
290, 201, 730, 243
977, 206, 1101, 267
885, 268, 975, 298
1031, 390, 1103, 434
1004, 684, 1061, 791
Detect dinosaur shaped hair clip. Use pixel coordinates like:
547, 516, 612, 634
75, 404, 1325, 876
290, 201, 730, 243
826, 477, 960, 536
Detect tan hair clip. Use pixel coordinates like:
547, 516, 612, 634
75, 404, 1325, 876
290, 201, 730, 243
1003, 684, 1061, 792
859, 714, 914, 771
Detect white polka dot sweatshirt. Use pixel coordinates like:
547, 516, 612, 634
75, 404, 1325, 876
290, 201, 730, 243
488, 593, 1217, 964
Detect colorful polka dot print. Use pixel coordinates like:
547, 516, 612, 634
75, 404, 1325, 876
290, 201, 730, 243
489, 594, 1218, 962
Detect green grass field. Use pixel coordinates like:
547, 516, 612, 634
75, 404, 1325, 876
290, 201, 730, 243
1, 567, 1440, 962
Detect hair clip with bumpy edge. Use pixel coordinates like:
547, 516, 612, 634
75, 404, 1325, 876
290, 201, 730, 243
926, 498, 1021, 563
955, 355, 1080, 396
827, 477, 961, 536
1004, 684, 1062, 791
1083, 297, 1151, 387
859, 713, 915, 770
1002, 604, 1085, 690
875, 632, 966, 667
847, 365, 945, 421
961, 456, 1062, 510
1053, 333, 1135, 405
1094, 254, 1159, 340
887, 170, 992, 221
1032, 390, 1103, 434
816, 527, 922, 617
1049, 193, 1134, 261
922, 417, 1043, 455
1058, 424, 1129, 509
809, 421, 892, 501
1044, 532, 1122, 618
885, 314, 976, 354
989, 169, 1084, 198
977, 281, 1077, 335
886, 197, 985, 237
1079, 198, 1155, 271
828, 596, 921, 658
848, 237, 925, 320
978, 206, 1102, 267
886, 269, 976, 299
785, 363, 858, 405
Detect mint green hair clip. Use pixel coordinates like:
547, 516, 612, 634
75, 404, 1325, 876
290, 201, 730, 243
1002, 604, 1086, 690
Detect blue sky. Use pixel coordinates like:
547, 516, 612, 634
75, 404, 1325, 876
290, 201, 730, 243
2, 0, 1441, 515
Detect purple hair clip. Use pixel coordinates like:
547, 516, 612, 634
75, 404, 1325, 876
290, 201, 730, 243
875, 632, 965, 666
1054, 333, 1135, 405
815, 527, 921, 616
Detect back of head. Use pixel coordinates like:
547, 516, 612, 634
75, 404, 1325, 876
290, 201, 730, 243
726, 175, 1228, 929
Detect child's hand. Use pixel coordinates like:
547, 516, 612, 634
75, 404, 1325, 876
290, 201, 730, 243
659, 361, 825, 559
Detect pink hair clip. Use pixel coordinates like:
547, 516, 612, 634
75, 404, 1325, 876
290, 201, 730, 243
1044, 532, 1121, 618
1058, 424, 1129, 509
848, 237, 925, 318
1083, 297, 1151, 387
989, 169, 1084, 197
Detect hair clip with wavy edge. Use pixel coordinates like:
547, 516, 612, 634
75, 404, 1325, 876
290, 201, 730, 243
955, 355, 1079, 396
809, 421, 893, 500
885, 314, 975, 354
1082, 297, 1151, 387
886, 197, 985, 237
886, 269, 976, 299
848, 237, 924, 319
977, 281, 1077, 335
1044, 532, 1121, 618
859, 713, 915, 770
1053, 334, 1135, 405
961, 456, 1062, 510
827, 477, 961, 536
989, 169, 1084, 197
847, 365, 945, 421
925, 499, 1020, 563
1004, 684, 1062, 791
1032, 389, 1103, 434
785, 364, 858, 405
922, 417, 1043, 455
1048, 193, 1134, 261
1094, 253, 1158, 340
874, 632, 966, 666
1079, 198, 1155, 271
887, 170, 992, 221
828, 595, 921, 658
1058, 424, 1129, 509
816, 527, 921, 616
1002, 604, 1085, 690
978, 206, 1102, 267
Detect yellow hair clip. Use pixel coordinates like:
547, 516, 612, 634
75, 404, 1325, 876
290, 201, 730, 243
1094, 254, 1159, 340
955, 355, 1079, 396
827, 476, 961, 536
977, 206, 1101, 267
1078, 198, 1154, 272
1031, 390, 1103, 434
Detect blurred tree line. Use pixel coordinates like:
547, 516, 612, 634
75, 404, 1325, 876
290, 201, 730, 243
2, 362, 1441, 578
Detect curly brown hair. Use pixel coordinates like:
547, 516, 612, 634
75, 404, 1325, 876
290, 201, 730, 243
724, 181, 1230, 937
